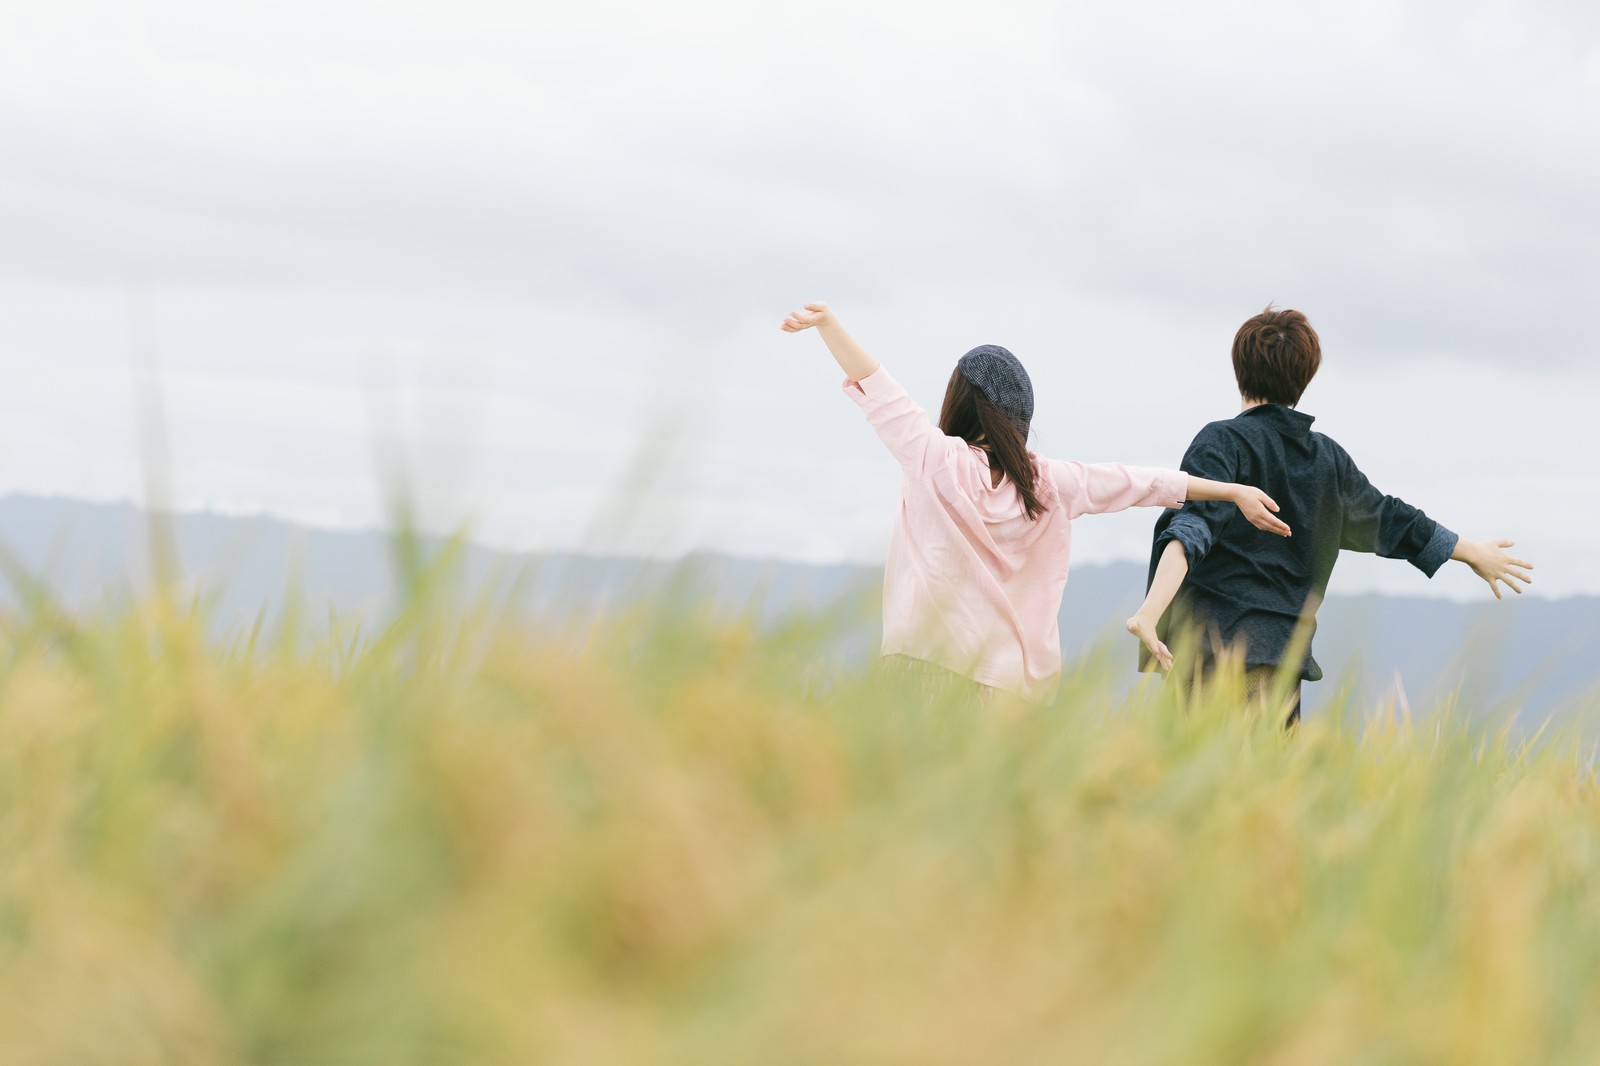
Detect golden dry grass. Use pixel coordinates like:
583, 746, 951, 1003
0, 578, 1596, 1065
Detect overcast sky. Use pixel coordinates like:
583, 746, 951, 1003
1, 0, 1595, 599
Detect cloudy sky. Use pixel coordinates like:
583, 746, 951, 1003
1, 0, 1595, 599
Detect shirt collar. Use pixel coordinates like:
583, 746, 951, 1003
1237, 403, 1316, 436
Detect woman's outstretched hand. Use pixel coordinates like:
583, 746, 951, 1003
781, 302, 833, 332
1233, 487, 1291, 537
1183, 477, 1289, 537
1126, 611, 1174, 672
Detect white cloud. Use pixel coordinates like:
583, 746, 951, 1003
0, 0, 1594, 595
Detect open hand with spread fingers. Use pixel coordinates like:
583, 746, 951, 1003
1453, 538, 1535, 600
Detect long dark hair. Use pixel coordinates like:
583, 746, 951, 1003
937, 368, 1046, 520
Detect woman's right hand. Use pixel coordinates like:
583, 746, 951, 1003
781, 302, 834, 332
1232, 486, 1291, 537
779, 301, 881, 382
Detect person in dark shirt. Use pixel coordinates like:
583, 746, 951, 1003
1126, 306, 1534, 724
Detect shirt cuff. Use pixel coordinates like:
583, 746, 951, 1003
1157, 469, 1188, 509
841, 364, 897, 405
1156, 522, 1208, 570
1413, 524, 1460, 578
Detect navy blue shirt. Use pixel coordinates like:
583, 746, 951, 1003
1146, 404, 1459, 681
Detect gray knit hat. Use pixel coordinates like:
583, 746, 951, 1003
956, 344, 1034, 430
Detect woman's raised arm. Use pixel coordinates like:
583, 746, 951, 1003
781, 301, 880, 382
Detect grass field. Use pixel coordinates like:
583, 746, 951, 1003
1, 552, 1598, 1065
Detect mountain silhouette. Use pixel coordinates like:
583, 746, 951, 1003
0, 494, 1593, 728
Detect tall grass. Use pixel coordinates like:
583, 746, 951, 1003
0, 564, 1597, 1065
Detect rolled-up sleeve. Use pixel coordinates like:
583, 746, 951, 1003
1158, 507, 1221, 569
1152, 424, 1239, 569
1054, 461, 1187, 521
843, 366, 953, 477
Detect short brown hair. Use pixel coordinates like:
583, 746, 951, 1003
1232, 306, 1321, 406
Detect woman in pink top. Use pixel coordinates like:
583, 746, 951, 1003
781, 301, 1291, 703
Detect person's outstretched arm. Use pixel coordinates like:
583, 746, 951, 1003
1127, 539, 1187, 670
782, 301, 950, 477
781, 301, 879, 381
1338, 452, 1533, 598
1186, 475, 1291, 537
1055, 464, 1290, 536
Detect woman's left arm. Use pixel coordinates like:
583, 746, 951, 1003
1185, 475, 1291, 537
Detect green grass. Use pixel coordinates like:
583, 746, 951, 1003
0, 567, 1597, 1065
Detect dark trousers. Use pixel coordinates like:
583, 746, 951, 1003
1243, 666, 1302, 730
1176, 664, 1302, 730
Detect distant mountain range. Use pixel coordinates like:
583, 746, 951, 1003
0, 494, 1594, 728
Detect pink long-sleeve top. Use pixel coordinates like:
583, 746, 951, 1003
846, 366, 1188, 703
